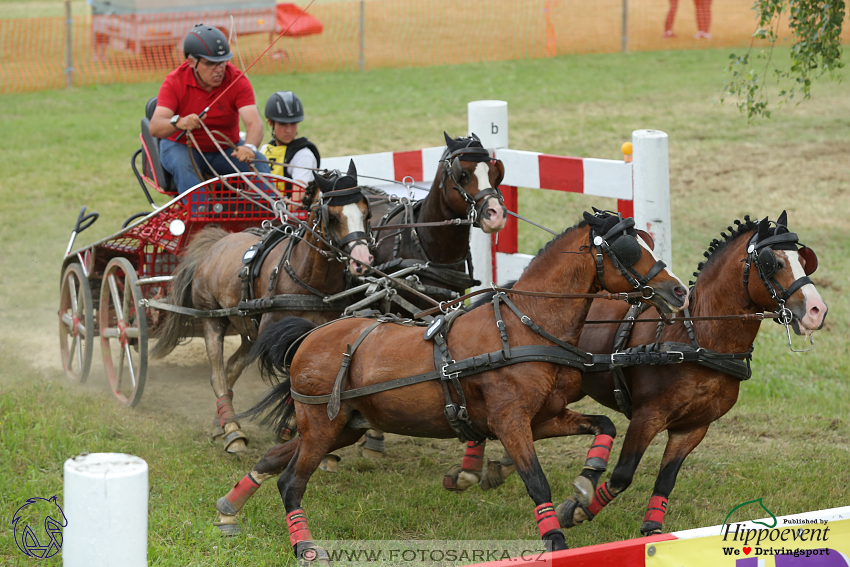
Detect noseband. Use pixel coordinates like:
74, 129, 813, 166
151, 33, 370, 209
589, 215, 666, 300
438, 146, 503, 228
742, 230, 817, 323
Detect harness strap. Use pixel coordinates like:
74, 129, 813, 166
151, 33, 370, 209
499, 293, 591, 363
327, 320, 382, 420
289, 344, 590, 405
143, 295, 347, 319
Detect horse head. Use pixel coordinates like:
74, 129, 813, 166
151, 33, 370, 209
312, 160, 373, 276
743, 211, 827, 338
440, 132, 507, 234
583, 209, 689, 314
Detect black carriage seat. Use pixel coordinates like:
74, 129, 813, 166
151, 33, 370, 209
140, 96, 179, 195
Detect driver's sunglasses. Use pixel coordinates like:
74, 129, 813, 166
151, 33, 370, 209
199, 59, 227, 69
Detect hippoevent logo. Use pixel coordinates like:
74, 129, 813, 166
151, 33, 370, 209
11, 496, 67, 559
720, 499, 835, 563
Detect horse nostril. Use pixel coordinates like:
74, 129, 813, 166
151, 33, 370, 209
675, 286, 687, 297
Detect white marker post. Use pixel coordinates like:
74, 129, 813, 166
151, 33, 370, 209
63, 452, 148, 567
631, 129, 672, 270
468, 100, 509, 290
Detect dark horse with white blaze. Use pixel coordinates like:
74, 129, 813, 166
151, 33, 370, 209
212, 210, 689, 557
443, 211, 827, 537
150, 163, 373, 453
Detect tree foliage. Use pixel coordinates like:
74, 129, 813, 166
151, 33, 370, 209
723, 0, 846, 122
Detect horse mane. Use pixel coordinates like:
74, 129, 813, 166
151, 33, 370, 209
300, 178, 322, 210
689, 215, 758, 286
524, 218, 589, 271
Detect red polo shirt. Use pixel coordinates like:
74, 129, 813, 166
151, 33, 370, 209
157, 61, 255, 152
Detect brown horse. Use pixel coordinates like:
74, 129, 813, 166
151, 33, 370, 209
212, 210, 689, 556
150, 162, 373, 453
444, 211, 827, 537
354, 132, 507, 455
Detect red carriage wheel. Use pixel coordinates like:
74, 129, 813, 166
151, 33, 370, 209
59, 263, 94, 383
99, 257, 147, 407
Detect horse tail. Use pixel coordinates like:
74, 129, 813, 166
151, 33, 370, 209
249, 316, 317, 384
150, 225, 229, 359
240, 317, 317, 437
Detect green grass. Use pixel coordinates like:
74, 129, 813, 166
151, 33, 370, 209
1, 48, 848, 565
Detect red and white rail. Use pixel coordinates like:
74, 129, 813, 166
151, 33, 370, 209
323, 101, 673, 288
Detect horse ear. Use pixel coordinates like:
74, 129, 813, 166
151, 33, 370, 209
583, 211, 598, 227
757, 217, 771, 241
777, 210, 788, 227
444, 131, 454, 148
636, 229, 655, 250
346, 159, 357, 181
313, 171, 331, 193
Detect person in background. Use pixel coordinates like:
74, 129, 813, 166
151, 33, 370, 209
261, 91, 321, 191
149, 24, 269, 193
663, 0, 713, 39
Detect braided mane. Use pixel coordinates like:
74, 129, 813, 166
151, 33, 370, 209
689, 215, 758, 286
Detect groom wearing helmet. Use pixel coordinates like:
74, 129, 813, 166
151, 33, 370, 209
149, 24, 269, 193
260, 91, 320, 189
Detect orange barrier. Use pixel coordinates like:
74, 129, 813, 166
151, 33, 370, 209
0, 0, 831, 94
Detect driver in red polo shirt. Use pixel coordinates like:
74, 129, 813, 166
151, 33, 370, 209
149, 24, 270, 194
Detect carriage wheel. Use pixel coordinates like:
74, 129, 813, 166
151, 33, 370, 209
99, 257, 147, 407
59, 263, 94, 383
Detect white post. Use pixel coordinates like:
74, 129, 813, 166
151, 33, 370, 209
467, 100, 508, 290
631, 129, 672, 270
63, 453, 148, 567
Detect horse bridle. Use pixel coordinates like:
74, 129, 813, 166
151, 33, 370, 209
438, 146, 503, 228
315, 184, 373, 260
742, 229, 818, 351
589, 214, 667, 301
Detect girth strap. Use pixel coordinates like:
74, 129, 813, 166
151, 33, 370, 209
327, 320, 382, 420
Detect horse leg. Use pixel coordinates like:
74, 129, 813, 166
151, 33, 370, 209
443, 440, 488, 492
210, 334, 253, 440
203, 318, 248, 453
278, 409, 359, 562
557, 412, 662, 530
214, 437, 301, 535
640, 425, 709, 536
476, 411, 615, 494
493, 422, 567, 551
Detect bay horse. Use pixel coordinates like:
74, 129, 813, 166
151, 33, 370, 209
444, 211, 827, 537
290, 132, 508, 456
150, 162, 373, 453
212, 210, 689, 556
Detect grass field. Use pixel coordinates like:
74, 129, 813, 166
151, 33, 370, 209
0, 47, 848, 565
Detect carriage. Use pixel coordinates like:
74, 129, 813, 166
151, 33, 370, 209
58, 114, 506, 415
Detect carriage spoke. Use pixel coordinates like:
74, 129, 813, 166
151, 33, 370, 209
71, 335, 80, 370
116, 345, 126, 391
61, 312, 74, 330
124, 343, 138, 388
108, 274, 125, 322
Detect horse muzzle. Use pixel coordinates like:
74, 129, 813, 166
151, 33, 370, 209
477, 197, 507, 234
348, 242, 373, 276
648, 280, 689, 314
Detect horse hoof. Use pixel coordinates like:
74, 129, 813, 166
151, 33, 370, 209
214, 512, 240, 537
357, 432, 385, 458
443, 464, 464, 492
480, 459, 514, 491
457, 470, 481, 491
572, 476, 595, 507
545, 530, 568, 551
555, 496, 592, 529
223, 425, 249, 454
319, 454, 341, 473
211, 417, 225, 440
641, 521, 663, 536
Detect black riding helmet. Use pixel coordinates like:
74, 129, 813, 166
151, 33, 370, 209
265, 91, 304, 123
183, 24, 233, 62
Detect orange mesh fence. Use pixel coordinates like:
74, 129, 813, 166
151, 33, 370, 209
0, 0, 841, 94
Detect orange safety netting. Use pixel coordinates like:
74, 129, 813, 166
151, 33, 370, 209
0, 0, 833, 94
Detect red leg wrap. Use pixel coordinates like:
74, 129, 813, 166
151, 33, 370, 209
584, 434, 614, 469
286, 509, 313, 547
587, 482, 616, 517
535, 503, 561, 537
217, 395, 235, 428
461, 441, 485, 472
644, 495, 668, 525
223, 473, 261, 512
